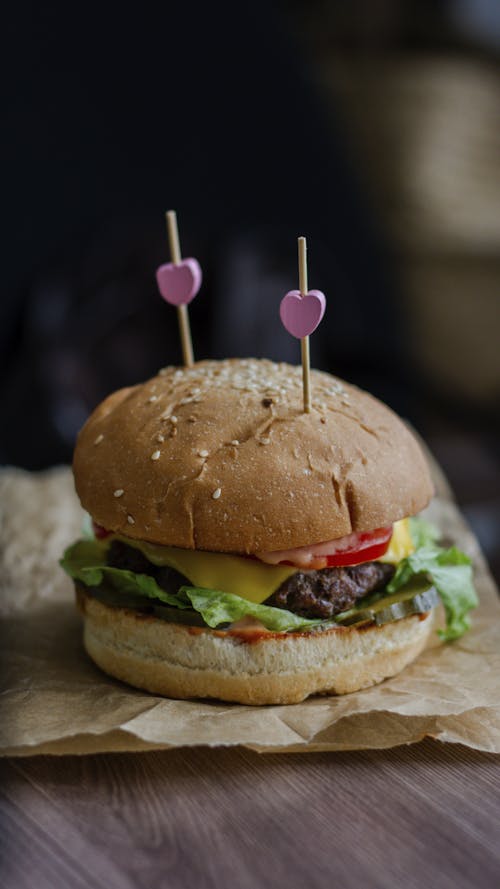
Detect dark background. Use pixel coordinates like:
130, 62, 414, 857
2, 0, 499, 578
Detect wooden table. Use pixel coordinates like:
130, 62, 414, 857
1, 741, 499, 889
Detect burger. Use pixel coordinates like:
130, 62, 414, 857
61, 359, 477, 704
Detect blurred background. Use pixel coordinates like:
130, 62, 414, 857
2, 0, 499, 579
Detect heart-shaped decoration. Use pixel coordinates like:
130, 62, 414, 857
156, 258, 202, 306
280, 289, 326, 339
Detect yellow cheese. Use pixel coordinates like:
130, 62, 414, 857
114, 517, 414, 604
115, 537, 296, 604
378, 518, 414, 565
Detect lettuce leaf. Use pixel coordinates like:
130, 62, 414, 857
408, 515, 440, 549
61, 540, 320, 632
179, 587, 320, 631
60, 540, 191, 608
387, 542, 478, 641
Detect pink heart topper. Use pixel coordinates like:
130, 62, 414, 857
156, 258, 202, 306
280, 289, 326, 339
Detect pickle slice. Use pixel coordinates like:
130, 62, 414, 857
372, 587, 439, 625
335, 578, 439, 627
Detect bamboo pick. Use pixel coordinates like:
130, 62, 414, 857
166, 210, 194, 367
298, 236, 311, 413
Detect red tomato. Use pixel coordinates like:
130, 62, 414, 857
92, 521, 111, 540
264, 525, 394, 570
324, 527, 393, 567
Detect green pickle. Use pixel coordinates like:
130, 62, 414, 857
334, 577, 440, 628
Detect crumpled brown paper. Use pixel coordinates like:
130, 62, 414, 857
1, 461, 499, 756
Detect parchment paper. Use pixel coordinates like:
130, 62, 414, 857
1, 461, 499, 756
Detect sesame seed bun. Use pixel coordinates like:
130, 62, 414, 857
73, 359, 433, 552
77, 588, 435, 705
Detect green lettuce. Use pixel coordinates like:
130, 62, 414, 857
389, 519, 478, 641
408, 516, 440, 549
60, 539, 191, 607
178, 587, 321, 631
61, 540, 320, 633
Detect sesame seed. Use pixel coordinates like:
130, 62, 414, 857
114, 489, 124, 498
151, 450, 161, 461
94, 434, 104, 445
198, 449, 209, 458
212, 487, 222, 500
259, 437, 270, 445
156, 433, 165, 442
148, 395, 158, 403
231, 440, 240, 446
170, 416, 178, 424
127, 515, 135, 525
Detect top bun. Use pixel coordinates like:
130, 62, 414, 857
73, 359, 433, 552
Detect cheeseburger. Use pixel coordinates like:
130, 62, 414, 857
62, 359, 477, 704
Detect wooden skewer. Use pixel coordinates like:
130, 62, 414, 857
166, 210, 182, 265
298, 236, 311, 413
166, 210, 194, 367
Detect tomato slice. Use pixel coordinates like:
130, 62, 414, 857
324, 527, 393, 567
92, 521, 112, 540
257, 526, 393, 570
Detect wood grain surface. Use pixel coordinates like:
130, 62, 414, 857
1, 741, 499, 889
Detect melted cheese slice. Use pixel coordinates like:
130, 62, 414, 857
115, 537, 297, 604
378, 518, 414, 565
114, 518, 414, 605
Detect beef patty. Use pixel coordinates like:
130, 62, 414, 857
265, 562, 395, 619
107, 540, 395, 620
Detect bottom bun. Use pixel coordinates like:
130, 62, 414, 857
77, 588, 434, 705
